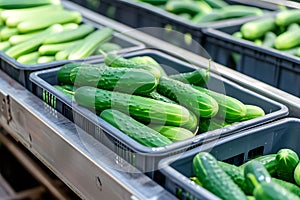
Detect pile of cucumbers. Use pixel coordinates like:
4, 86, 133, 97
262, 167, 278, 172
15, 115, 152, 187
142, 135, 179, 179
191, 149, 300, 200
0, 0, 122, 65
54, 53, 265, 147
234, 9, 300, 57
136, 0, 264, 24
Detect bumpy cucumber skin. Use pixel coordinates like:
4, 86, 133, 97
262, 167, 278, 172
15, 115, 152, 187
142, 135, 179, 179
272, 178, 300, 196
129, 56, 167, 77
70, 66, 157, 95
254, 181, 300, 200
276, 148, 299, 183
57, 63, 87, 85
169, 68, 210, 86
192, 86, 246, 122
239, 105, 265, 121
241, 17, 276, 40
105, 54, 161, 79
218, 161, 252, 195
294, 162, 300, 186
193, 152, 247, 200
100, 109, 172, 147
74, 86, 191, 127
157, 76, 218, 118
247, 154, 277, 176
145, 91, 176, 104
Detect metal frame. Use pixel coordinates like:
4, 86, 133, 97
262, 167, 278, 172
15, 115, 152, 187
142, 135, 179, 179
0, 1, 300, 200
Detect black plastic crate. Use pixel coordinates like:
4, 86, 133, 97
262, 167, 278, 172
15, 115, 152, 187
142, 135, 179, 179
158, 117, 300, 200
203, 14, 300, 97
29, 49, 288, 174
68, 0, 279, 53
0, 0, 144, 91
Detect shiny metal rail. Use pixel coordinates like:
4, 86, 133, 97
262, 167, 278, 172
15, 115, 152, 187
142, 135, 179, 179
67, 1, 300, 117
0, 70, 174, 200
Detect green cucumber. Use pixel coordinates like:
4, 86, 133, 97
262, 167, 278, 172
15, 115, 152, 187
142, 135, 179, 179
149, 125, 195, 142
100, 109, 172, 147
192, 10, 222, 24
157, 76, 218, 118
165, 1, 210, 16
276, 148, 299, 183
253, 181, 300, 200
55, 40, 82, 60
274, 29, 300, 50
262, 32, 276, 48
16, 52, 39, 64
294, 162, 300, 186
43, 24, 94, 44
218, 161, 252, 195
203, 0, 228, 9
129, 56, 167, 77
9, 30, 44, 45
97, 42, 122, 53
287, 23, 300, 32
145, 91, 176, 104
74, 86, 191, 127
199, 118, 230, 132
221, 5, 263, 19
276, 9, 300, 27
104, 53, 161, 79
178, 13, 192, 20
239, 105, 265, 121
39, 40, 81, 56
244, 160, 272, 194
6, 24, 63, 58
169, 68, 210, 86
241, 17, 276, 40
0, 0, 60, 9
53, 85, 74, 98
37, 56, 55, 63
0, 41, 10, 51
273, 178, 300, 196
17, 10, 81, 33
70, 66, 157, 95
282, 46, 300, 56
0, 27, 18, 41
240, 154, 277, 176
193, 152, 247, 200
57, 63, 84, 85
68, 27, 113, 60
189, 176, 202, 186
192, 86, 246, 122
182, 110, 199, 133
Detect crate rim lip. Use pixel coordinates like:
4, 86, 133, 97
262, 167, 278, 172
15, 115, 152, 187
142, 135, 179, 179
29, 49, 289, 156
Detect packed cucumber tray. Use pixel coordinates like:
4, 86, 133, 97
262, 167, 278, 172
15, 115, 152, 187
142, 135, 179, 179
1, 0, 300, 200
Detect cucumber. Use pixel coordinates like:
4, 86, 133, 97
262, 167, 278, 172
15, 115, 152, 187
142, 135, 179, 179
273, 178, 300, 196
182, 110, 199, 133
157, 76, 218, 118
192, 86, 246, 122
287, 23, 300, 32
97, 42, 122, 53
244, 160, 272, 194
199, 118, 230, 132
241, 17, 276, 40
193, 152, 247, 200
221, 5, 263, 19
68, 27, 113, 60
55, 40, 82, 60
178, 13, 192, 20
203, 0, 228, 9
0, 27, 18, 41
100, 109, 172, 147
74, 86, 191, 126
70, 66, 157, 95
149, 125, 195, 142
57, 63, 84, 85
104, 53, 161, 79
0, 41, 10, 51
39, 40, 81, 56
276, 9, 300, 27
37, 56, 55, 63
294, 162, 300, 186
129, 56, 167, 77
189, 176, 202, 186
43, 24, 94, 44
6, 24, 63, 58
192, 10, 222, 24
9, 30, 44, 45
17, 10, 81, 33
165, 1, 210, 16
282, 46, 300, 56
16, 52, 39, 64
253, 181, 300, 200
0, 0, 60, 9
262, 32, 276, 48
145, 91, 176, 104
53, 85, 74, 99
239, 105, 265, 121
169, 67, 210, 86
218, 161, 252, 195
274, 29, 300, 50
62, 23, 79, 30
276, 148, 299, 183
